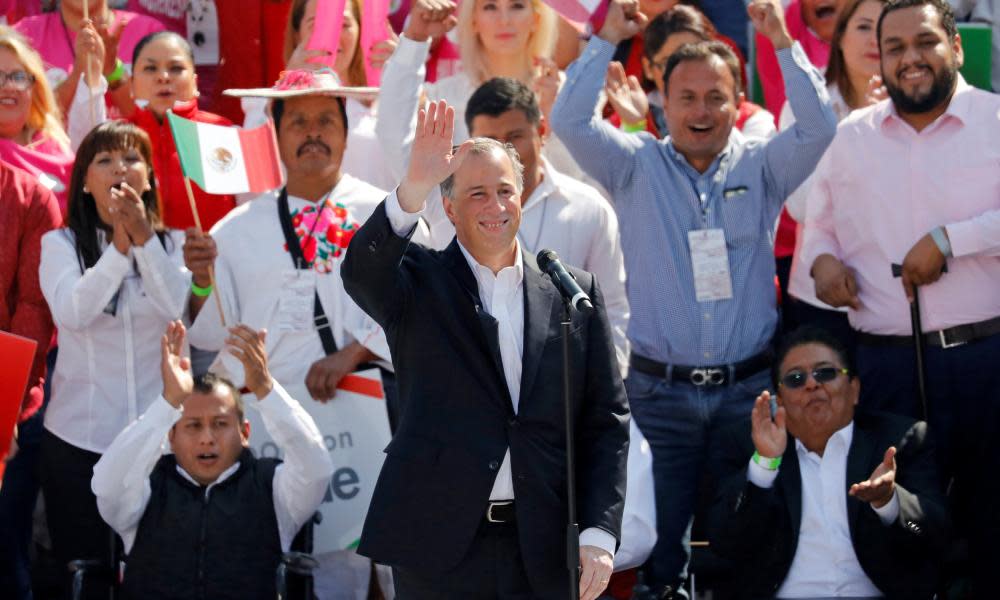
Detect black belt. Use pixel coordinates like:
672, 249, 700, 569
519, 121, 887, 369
856, 315, 1000, 349
629, 350, 772, 386
484, 501, 515, 524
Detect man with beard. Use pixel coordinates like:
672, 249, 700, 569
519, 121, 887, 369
802, 0, 1000, 594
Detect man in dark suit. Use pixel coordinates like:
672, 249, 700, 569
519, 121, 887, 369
341, 100, 630, 600
708, 326, 950, 599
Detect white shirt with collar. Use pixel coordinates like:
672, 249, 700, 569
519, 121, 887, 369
407, 158, 631, 378
40, 229, 190, 453
747, 421, 900, 598
384, 190, 617, 558
187, 175, 399, 388
91, 380, 334, 553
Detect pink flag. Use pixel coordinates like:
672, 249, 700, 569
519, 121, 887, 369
308, 0, 347, 68
543, 0, 608, 33
361, 0, 392, 86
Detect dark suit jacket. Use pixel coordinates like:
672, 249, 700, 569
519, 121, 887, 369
708, 410, 950, 600
341, 202, 630, 598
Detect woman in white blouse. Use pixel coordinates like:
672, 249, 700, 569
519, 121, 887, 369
38, 120, 191, 580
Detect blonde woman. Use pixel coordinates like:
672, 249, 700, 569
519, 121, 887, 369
375, 0, 582, 189
0, 27, 104, 213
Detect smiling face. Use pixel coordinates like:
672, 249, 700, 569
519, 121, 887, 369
777, 343, 859, 445
879, 4, 961, 115
840, 0, 883, 83
801, 0, 843, 42
474, 0, 538, 57
0, 48, 33, 139
276, 94, 347, 182
663, 55, 738, 171
84, 145, 153, 226
131, 35, 198, 117
169, 388, 250, 487
444, 146, 522, 264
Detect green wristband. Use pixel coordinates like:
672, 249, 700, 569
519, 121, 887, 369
105, 58, 125, 84
621, 119, 647, 134
191, 281, 213, 297
752, 451, 782, 471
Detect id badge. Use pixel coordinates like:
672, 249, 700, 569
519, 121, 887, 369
688, 229, 734, 302
278, 269, 316, 331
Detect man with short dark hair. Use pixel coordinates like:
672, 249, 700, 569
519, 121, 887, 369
709, 327, 949, 599
342, 101, 630, 600
551, 0, 837, 593
92, 321, 333, 600
802, 0, 1000, 593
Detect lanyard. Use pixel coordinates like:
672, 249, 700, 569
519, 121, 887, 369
277, 188, 338, 355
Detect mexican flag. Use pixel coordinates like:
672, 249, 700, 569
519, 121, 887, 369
168, 112, 283, 195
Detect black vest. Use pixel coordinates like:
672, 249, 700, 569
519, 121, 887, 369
120, 449, 283, 600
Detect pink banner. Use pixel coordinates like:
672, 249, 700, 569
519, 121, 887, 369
307, 0, 348, 68
361, 0, 392, 86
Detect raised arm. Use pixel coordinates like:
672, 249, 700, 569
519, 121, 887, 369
226, 325, 334, 551
374, 0, 458, 182
343, 100, 472, 327
92, 321, 190, 552
750, 0, 837, 212
549, 0, 647, 195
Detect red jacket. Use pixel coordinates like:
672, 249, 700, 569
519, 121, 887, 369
0, 161, 61, 422
130, 100, 237, 231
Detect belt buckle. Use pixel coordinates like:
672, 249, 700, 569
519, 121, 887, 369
487, 501, 512, 523
690, 367, 725, 386
937, 329, 966, 349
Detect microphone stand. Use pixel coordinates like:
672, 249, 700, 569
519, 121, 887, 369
560, 299, 580, 600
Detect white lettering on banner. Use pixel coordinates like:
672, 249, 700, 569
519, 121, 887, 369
245, 369, 390, 553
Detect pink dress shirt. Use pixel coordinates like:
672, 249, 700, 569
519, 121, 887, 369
802, 78, 1000, 335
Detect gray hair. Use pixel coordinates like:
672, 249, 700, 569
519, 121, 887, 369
439, 138, 524, 200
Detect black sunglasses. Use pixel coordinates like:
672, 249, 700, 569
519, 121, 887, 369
779, 366, 850, 389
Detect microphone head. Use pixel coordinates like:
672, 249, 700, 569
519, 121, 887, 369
536, 249, 559, 271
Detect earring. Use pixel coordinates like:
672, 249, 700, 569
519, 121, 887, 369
83, 185, 90, 194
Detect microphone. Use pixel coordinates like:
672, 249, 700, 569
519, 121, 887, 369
536, 249, 594, 313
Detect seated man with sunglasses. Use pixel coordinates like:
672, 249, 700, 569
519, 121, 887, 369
707, 327, 950, 599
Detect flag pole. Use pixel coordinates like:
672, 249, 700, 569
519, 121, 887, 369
82, 1, 98, 127
184, 176, 227, 327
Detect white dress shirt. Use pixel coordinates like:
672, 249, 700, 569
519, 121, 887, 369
747, 422, 899, 598
187, 175, 395, 388
91, 380, 334, 553
40, 229, 190, 453
385, 190, 617, 558
411, 158, 631, 377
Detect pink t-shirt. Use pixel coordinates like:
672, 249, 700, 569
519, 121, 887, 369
0, 134, 74, 215
15, 10, 166, 89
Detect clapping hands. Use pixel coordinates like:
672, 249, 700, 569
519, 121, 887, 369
751, 390, 787, 459
850, 446, 897, 509
161, 321, 193, 408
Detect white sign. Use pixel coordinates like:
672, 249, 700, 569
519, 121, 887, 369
245, 369, 390, 553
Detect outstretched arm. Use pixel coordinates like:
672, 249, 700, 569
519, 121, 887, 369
92, 321, 192, 552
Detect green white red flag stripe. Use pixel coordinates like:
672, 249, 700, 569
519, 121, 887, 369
168, 111, 283, 195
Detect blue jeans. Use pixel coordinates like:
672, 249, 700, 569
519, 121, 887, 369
626, 368, 771, 591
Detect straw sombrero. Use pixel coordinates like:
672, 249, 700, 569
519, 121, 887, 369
223, 68, 378, 101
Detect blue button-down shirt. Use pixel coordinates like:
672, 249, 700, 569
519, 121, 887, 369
551, 37, 836, 366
